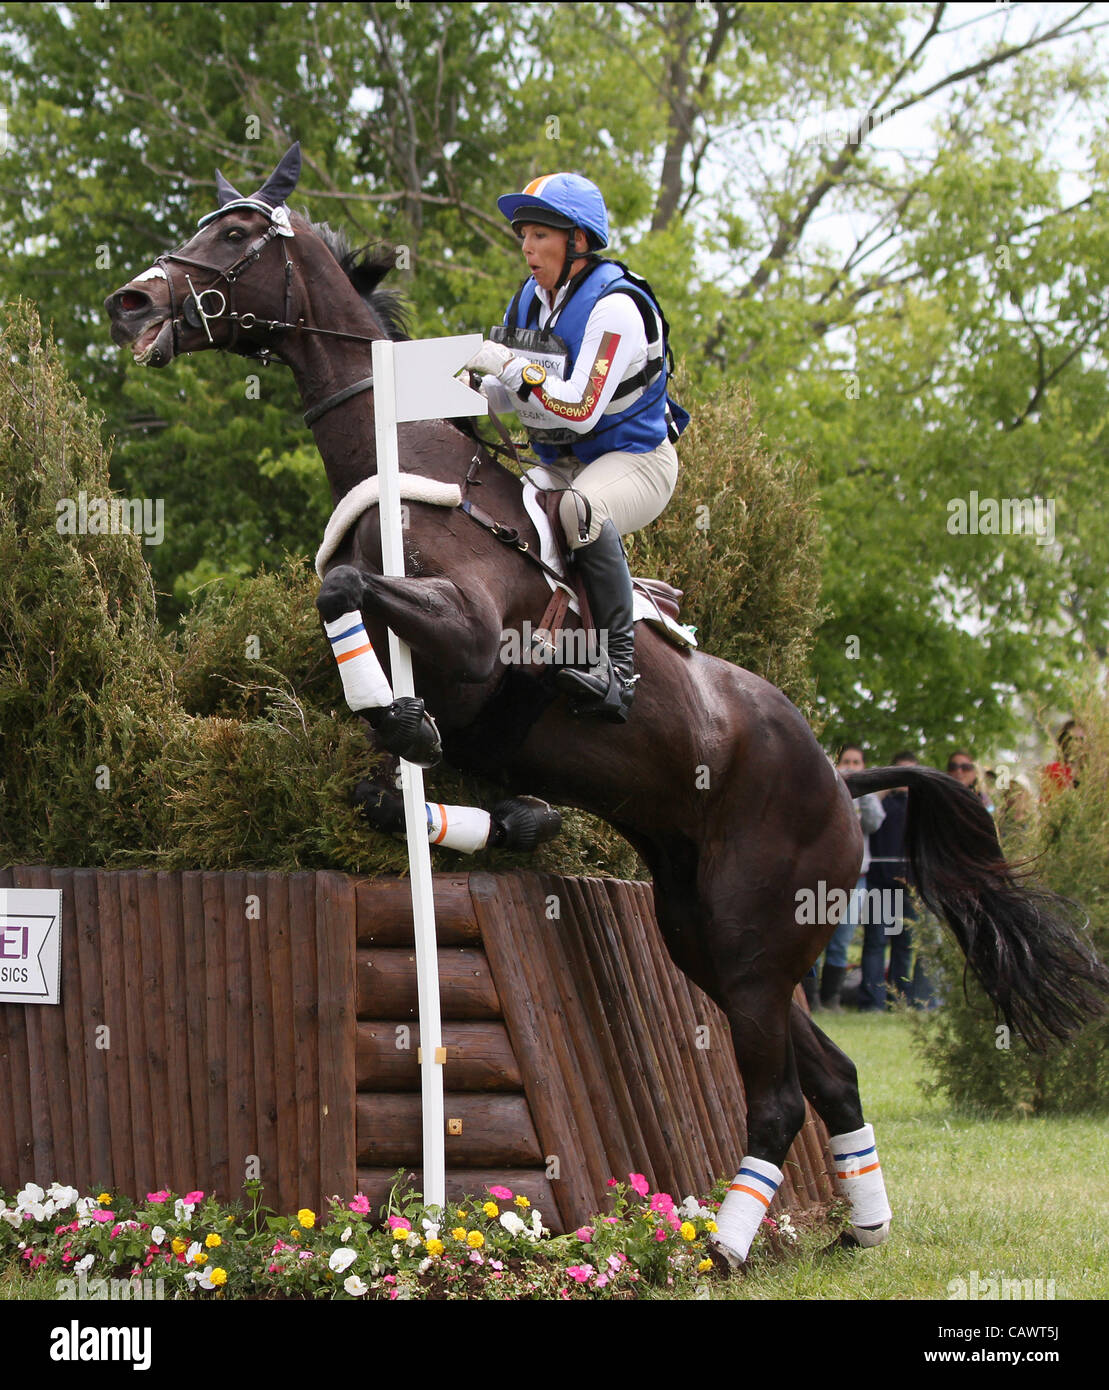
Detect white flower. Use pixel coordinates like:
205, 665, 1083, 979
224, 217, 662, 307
48, 1183, 80, 1209
329, 1246, 358, 1274
391, 1243, 401, 1259
418, 1258, 431, 1274
679, 1196, 712, 1221
75, 1254, 95, 1274
421, 1220, 440, 1240
340, 1226, 352, 1243
405, 1230, 421, 1249
174, 1198, 195, 1222
27, 1202, 47, 1223
344, 1274, 368, 1297
16, 1183, 44, 1208
498, 1211, 526, 1236
75, 1197, 97, 1217
151, 1226, 166, 1245
186, 1241, 202, 1263
198, 1269, 217, 1290
0, 1206, 22, 1230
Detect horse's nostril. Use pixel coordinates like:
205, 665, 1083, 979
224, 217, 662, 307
118, 291, 149, 313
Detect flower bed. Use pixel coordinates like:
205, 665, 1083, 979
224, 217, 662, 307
0, 1174, 822, 1300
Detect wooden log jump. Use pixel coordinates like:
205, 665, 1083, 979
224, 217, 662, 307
0, 866, 836, 1232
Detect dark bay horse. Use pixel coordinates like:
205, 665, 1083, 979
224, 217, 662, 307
105, 147, 1109, 1266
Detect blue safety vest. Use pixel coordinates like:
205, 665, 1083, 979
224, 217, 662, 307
499, 260, 690, 465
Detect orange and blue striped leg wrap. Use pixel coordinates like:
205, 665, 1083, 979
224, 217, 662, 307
324, 610, 393, 711
712, 1156, 783, 1263
829, 1123, 892, 1231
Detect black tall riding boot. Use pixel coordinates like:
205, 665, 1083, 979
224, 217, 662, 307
555, 520, 637, 723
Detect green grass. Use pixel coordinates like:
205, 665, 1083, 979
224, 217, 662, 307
699, 1010, 1109, 1300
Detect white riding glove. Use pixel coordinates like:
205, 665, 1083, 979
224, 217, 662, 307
463, 339, 517, 379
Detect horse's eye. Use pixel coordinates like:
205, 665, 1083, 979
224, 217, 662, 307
226, 228, 245, 242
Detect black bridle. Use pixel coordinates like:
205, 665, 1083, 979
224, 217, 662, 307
153, 213, 380, 425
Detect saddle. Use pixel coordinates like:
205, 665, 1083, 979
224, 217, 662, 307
528, 485, 693, 670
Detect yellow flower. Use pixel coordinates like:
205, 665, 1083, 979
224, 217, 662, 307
457, 1210, 467, 1219
482, 1201, 499, 1218
514, 1195, 530, 1209
297, 1209, 316, 1229
193, 1252, 208, 1265
171, 1237, 188, 1255
209, 1267, 227, 1286
290, 1230, 300, 1240
451, 1227, 467, 1242
697, 1257, 713, 1273
98, 1193, 112, 1205
706, 1220, 718, 1233
205, 1233, 222, 1249
680, 1222, 697, 1242
466, 1230, 484, 1249
426, 1238, 445, 1257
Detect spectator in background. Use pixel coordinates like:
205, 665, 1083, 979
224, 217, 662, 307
816, 742, 885, 1011
946, 750, 994, 813
864, 750, 932, 1009
1043, 719, 1085, 795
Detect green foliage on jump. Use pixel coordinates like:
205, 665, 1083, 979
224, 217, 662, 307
915, 688, 1109, 1113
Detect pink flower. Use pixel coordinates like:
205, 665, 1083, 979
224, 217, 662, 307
575, 1226, 594, 1243
596, 1273, 609, 1288
566, 1264, 594, 1283
469, 1251, 484, 1265
649, 1192, 674, 1214
348, 1194, 371, 1214
183, 1191, 204, 1205
89, 1209, 114, 1223
487, 1185, 513, 1201
146, 1190, 169, 1204
386, 1216, 411, 1233
267, 1263, 280, 1273
54, 1223, 70, 1235
109, 1224, 122, 1239
654, 1229, 668, 1241
490, 1260, 504, 1270
665, 1210, 682, 1232
491, 1271, 503, 1280
61, 1252, 73, 1264
272, 1239, 291, 1253
602, 1216, 619, 1225
607, 1253, 624, 1271
606, 1177, 618, 1187
383, 1275, 396, 1285
629, 1173, 649, 1197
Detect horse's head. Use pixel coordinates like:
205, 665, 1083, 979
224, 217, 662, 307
105, 143, 315, 367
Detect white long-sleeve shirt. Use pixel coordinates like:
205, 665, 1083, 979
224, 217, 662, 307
482, 280, 653, 435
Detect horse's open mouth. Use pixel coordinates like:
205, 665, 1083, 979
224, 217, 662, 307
132, 319, 174, 366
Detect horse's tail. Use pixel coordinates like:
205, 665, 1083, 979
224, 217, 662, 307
845, 765, 1109, 1051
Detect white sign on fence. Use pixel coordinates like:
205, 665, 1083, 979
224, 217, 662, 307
0, 888, 62, 1004
371, 333, 486, 1213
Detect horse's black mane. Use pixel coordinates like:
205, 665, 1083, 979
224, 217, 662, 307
308, 220, 411, 341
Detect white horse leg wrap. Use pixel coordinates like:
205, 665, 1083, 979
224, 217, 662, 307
425, 803, 491, 855
829, 1123, 892, 1230
712, 1156, 783, 1262
324, 611, 393, 711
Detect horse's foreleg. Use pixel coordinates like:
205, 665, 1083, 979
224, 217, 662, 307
789, 1001, 893, 1248
316, 563, 447, 766
353, 567, 506, 684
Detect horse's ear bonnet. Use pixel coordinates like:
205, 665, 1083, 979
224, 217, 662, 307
198, 142, 301, 235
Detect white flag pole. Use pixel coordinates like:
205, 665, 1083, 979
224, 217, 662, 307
370, 333, 485, 1215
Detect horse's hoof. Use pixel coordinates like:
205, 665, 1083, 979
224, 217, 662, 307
353, 781, 405, 835
849, 1220, 891, 1248
824, 1219, 891, 1254
488, 797, 562, 852
365, 697, 442, 768
705, 1237, 746, 1278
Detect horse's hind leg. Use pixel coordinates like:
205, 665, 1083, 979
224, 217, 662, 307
790, 1000, 893, 1247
